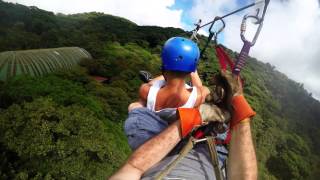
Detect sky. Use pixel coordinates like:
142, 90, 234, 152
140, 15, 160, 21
5, 0, 320, 100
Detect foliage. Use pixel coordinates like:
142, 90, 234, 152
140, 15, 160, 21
0, 0, 186, 58
0, 74, 105, 117
0, 68, 132, 179
0, 98, 130, 179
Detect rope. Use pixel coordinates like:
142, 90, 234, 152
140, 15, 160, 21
194, 0, 265, 31
197, 0, 270, 68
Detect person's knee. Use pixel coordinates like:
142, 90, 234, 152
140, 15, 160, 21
128, 102, 144, 112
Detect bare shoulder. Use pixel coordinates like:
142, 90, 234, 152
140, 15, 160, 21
139, 83, 151, 101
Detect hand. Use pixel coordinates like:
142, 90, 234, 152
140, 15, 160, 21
220, 71, 243, 97
205, 71, 242, 113
199, 103, 231, 123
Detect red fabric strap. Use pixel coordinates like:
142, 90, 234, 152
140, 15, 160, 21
215, 46, 234, 71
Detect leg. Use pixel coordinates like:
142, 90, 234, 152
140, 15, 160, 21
128, 101, 144, 112
124, 107, 168, 150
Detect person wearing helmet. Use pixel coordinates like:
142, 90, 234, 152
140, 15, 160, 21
143, 37, 207, 108
124, 37, 210, 150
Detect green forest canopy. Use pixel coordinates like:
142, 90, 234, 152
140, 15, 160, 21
0, 1, 320, 179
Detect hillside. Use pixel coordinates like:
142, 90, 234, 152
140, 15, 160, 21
0, 1, 320, 179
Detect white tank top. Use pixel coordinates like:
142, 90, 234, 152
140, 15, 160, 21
146, 80, 198, 112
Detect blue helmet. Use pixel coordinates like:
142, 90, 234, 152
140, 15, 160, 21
161, 37, 200, 72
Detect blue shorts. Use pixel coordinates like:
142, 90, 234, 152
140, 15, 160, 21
124, 108, 168, 150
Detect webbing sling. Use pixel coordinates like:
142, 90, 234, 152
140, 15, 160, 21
214, 45, 234, 145
155, 137, 194, 180
215, 45, 235, 71
207, 137, 223, 180
233, 40, 253, 75
155, 136, 223, 180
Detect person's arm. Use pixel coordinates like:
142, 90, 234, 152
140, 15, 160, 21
136, 74, 162, 109
190, 70, 202, 88
128, 83, 149, 112
191, 71, 210, 106
109, 121, 182, 180
138, 83, 150, 106
227, 119, 257, 180
220, 71, 257, 180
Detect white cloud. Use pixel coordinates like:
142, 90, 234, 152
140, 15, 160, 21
5, 0, 183, 28
189, 0, 320, 100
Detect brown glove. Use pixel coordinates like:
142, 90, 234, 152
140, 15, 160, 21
219, 71, 256, 128
199, 103, 231, 123
203, 71, 244, 124
220, 71, 243, 97
205, 71, 239, 112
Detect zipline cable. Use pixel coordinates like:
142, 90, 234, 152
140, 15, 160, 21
198, 0, 270, 70
194, 0, 266, 31
197, 0, 268, 58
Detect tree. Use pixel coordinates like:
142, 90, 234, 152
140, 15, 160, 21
0, 98, 130, 179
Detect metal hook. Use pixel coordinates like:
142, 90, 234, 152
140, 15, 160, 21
190, 19, 202, 41
233, 0, 270, 75
240, 15, 263, 46
240, 0, 269, 46
208, 16, 226, 42
199, 17, 226, 58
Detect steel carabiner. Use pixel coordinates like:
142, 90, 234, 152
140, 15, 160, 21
208, 16, 226, 42
240, 14, 264, 46
233, 14, 264, 75
233, 0, 270, 75
200, 17, 226, 58
240, 0, 269, 46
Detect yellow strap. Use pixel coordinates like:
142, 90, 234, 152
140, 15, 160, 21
155, 137, 195, 180
155, 136, 224, 180
207, 137, 224, 180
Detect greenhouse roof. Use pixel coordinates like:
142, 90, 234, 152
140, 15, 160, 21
0, 47, 91, 81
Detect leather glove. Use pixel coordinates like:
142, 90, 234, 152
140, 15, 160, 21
220, 71, 256, 128
199, 103, 231, 123
220, 71, 243, 97
205, 71, 241, 113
